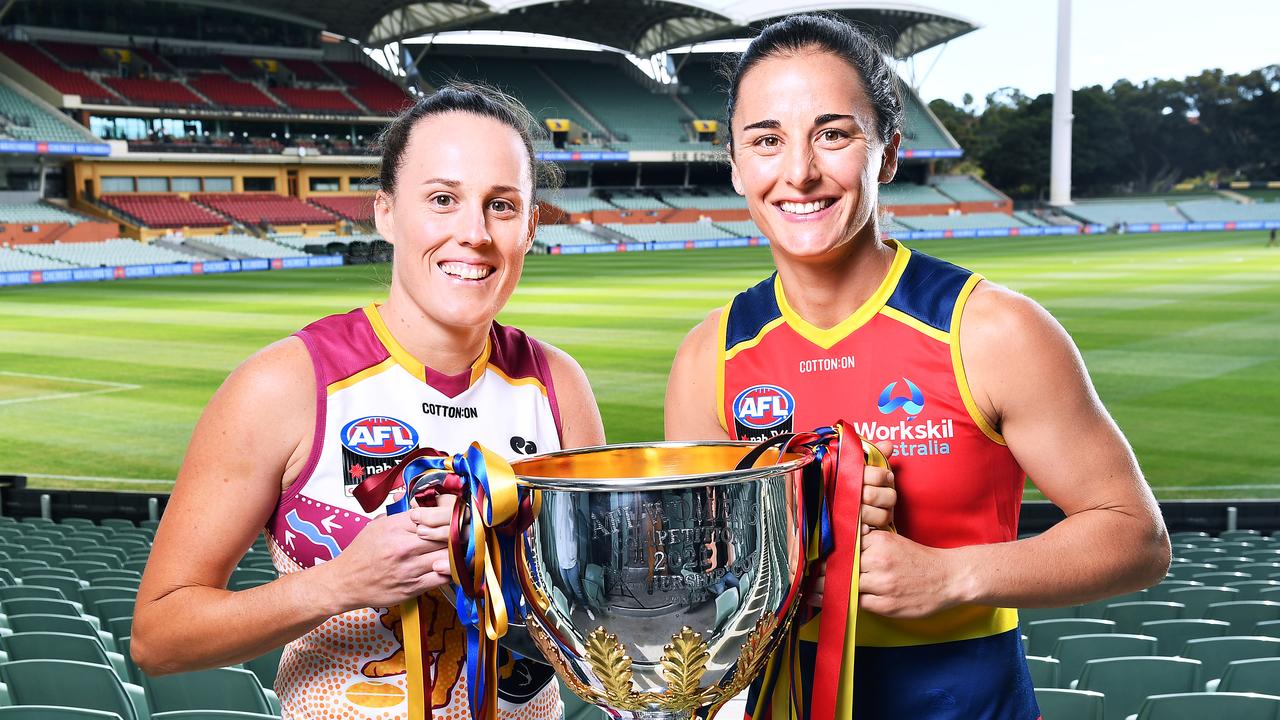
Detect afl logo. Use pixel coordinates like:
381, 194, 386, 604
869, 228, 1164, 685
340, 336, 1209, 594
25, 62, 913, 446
733, 384, 795, 430
340, 416, 419, 457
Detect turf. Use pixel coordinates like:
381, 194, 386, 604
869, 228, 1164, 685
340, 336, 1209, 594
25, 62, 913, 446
0, 231, 1277, 499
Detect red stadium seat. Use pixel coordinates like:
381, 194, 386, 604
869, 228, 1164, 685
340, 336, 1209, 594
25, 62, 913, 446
194, 194, 336, 225
103, 77, 208, 108
309, 196, 374, 223
270, 88, 361, 114
0, 41, 116, 103
189, 73, 281, 110
101, 195, 228, 229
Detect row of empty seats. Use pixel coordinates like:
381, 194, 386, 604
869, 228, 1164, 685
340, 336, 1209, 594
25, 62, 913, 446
1176, 199, 1280, 223
17, 239, 191, 268
192, 195, 334, 226
0, 82, 94, 143
0, 514, 283, 718
185, 234, 308, 259
894, 212, 1028, 231
0, 247, 76, 272
1020, 529, 1280, 720
100, 195, 227, 229
0, 202, 91, 226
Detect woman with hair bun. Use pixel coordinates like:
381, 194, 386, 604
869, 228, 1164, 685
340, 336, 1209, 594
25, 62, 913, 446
132, 83, 604, 720
666, 14, 1170, 719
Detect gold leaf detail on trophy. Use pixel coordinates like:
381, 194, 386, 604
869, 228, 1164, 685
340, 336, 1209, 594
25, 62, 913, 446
659, 626, 712, 711
710, 610, 792, 702
528, 624, 600, 704
586, 627, 640, 709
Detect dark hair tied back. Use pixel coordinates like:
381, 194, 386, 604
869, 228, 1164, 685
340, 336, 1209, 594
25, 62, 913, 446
723, 14, 904, 147
377, 82, 562, 202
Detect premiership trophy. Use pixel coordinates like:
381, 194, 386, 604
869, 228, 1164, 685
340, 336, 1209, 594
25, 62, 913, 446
506, 441, 813, 720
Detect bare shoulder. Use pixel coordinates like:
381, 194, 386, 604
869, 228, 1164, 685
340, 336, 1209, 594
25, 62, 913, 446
665, 307, 727, 441
961, 280, 1065, 347
678, 307, 724, 361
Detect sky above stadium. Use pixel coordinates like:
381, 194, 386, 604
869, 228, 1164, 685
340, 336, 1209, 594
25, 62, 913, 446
905, 0, 1279, 106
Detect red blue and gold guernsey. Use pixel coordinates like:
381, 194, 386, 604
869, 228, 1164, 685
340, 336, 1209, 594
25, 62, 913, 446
721, 241, 1039, 719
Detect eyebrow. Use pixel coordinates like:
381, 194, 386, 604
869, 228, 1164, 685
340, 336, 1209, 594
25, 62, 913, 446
741, 119, 780, 132
815, 113, 856, 125
741, 114, 857, 132
421, 178, 523, 196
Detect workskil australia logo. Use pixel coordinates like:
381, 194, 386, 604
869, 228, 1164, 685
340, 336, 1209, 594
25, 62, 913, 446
858, 378, 953, 457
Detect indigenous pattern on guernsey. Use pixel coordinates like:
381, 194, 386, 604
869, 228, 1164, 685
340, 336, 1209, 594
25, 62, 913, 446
265, 305, 564, 720
719, 241, 1039, 720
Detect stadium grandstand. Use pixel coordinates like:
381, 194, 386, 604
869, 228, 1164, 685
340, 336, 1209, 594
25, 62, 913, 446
1, 2, 1279, 718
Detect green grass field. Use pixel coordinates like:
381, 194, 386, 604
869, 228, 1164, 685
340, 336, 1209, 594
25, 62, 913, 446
1, 231, 1277, 499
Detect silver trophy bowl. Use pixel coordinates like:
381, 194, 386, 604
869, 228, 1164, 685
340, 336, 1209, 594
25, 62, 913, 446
508, 441, 812, 720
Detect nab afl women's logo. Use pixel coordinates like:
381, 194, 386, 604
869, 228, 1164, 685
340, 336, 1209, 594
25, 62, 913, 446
733, 384, 795, 441
338, 416, 420, 496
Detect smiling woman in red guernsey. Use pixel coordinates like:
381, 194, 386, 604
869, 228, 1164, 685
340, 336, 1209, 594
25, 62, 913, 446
131, 85, 604, 720
665, 15, 1171, 720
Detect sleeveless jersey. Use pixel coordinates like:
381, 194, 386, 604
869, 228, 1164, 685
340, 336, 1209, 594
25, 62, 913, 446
720, 241, 1039, 719
265, 304, 564, 720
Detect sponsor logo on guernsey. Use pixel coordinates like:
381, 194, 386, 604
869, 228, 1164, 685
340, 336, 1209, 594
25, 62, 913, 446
733, 384, 794, 442
339, 416, 419, 496
421, 402, 478, 419
798, 353, 856, 375
510, 436, 539, 455
859, 378, 954, 457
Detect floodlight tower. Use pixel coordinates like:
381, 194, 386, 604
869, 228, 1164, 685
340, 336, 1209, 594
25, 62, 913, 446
1049, 0, 1072, 206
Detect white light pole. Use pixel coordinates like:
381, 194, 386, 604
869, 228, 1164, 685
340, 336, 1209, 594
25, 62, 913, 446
1049, 0, 1073, 206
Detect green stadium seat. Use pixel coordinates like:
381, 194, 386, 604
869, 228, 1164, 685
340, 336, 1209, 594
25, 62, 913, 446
79, 553, 127, 570
1025, 655, 1059, 688
140, 667, 272, 715
1221, 531, 1263, 541
1103, 603, 1184, 634
1053, 634, 1157, 689
1026, 619, 1116, 656
0, 559, 51, 575
1171, 532, 1210, 541
7, 614, 115, 651
59, 519, 98, 529
1226, 582, 1280, 600
0, 659, 148, 720
1192, 571, 1253, 584
28, 549, 74, 564
19, 517, 54, 525
1256, 620, 1280, 638
227, 569, 275, 592
1128, 692, 1280, 720
100, 520, 136, 530
107, 616, 133, 642
1237, 563, 1280, 578
1166, 563, 1219, 580
1244, 550, 1280, 562
1217, 657, 1280, 696
243, 646, 282, 690
1181, 636, 1280, 688
1, 597, 97, 626
1263, 588, 1280, 602
1205, 601, 1280, 633
2, 630, 129, 680
85, 570, 143, 586
65, 561, 115, 577
1140, 619, 1230, 655
16, 566, 78, 581
25, 574, 88, 604
1078, 590, 1148, 619
152, 713, 279, 720
95, 600, 136, 626
1179, 548, 1228, 563
1033, 688, 1104, 720
0, 707, 123, 720
1077, 656, 1201, 720
139, 522, 160, 531
1020, 606, 1078, 623
1168, 586, 1240, 616
124, 561, 149, 574
93, 577, 142, 591
0, 585, 70, 603
1146, 581, 1204, 601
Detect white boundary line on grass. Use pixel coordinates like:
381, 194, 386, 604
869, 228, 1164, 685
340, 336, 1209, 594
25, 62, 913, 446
0, 371, 141, 406
0, 472, 172, 486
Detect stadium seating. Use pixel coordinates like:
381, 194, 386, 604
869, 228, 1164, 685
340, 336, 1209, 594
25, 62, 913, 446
600, 190, 669, 211
188, 75, 280, 111
1066, 202, 1187, 226
281, 59, 331, 83
326, 62, 409, 114
604, 222, 737, 243
901, 90, 955, 151
879, 182, 953, 207
540, 59, 690, 150
1026, 619, 1117, 656
140, 667, 274, 715
1140, 619, 1231, 655
0, 659, 147, 719
1034, 688, 1104, 720
1129, 692, 1280, 720
308, 196, 373, 223
551, 195, 617, 213
269, 88, 360, 114
1053, 634, 1158, 689
0, 247, 75, 272
1176, 199, 1280, 222
19, 239, 194, 267
659, 188, 746, 210
895, 213, 1026, 231
194, 194, 335, 225
103, 78, 208, 108
930, 175, 1004, 202
0, 202, 91, 225
102, 195, 229, 228
713, 220, 764, 237
535, 224, 605, 247
38, 42, 117, 71
190, 234, 309, 259
0, 82, 95, 143
0, 42, 116, 102
1217, 657, 1280, 695
1076, 657, 1201, 720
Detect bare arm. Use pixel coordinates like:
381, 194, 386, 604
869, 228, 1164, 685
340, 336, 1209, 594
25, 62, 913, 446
858, 283, 1169, 616
665, 310, 730, 441
132, 339, 452, 675
541, 340, 606, 449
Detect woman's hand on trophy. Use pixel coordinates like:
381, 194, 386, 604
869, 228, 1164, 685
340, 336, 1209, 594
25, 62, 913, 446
861, 440, 896, 534
321, 511, 453, 613
857, 529, 964, 618
805, 560, 826, 608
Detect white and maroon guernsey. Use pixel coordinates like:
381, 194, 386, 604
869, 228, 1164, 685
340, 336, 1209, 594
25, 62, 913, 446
265, 304, 564, 720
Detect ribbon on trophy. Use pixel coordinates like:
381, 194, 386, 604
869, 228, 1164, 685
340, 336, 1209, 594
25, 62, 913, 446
353, 443, 540, 720
727, 420, 888, 720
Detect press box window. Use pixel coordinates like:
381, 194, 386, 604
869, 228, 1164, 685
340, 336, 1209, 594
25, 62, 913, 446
243, 177, 276, 192
309, 177, 340, 192
171, 177, 200, 192
137, 177, 169, 192
203, 177, 233, 192
101, 176, 134, 193
350, 179, 379, 191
